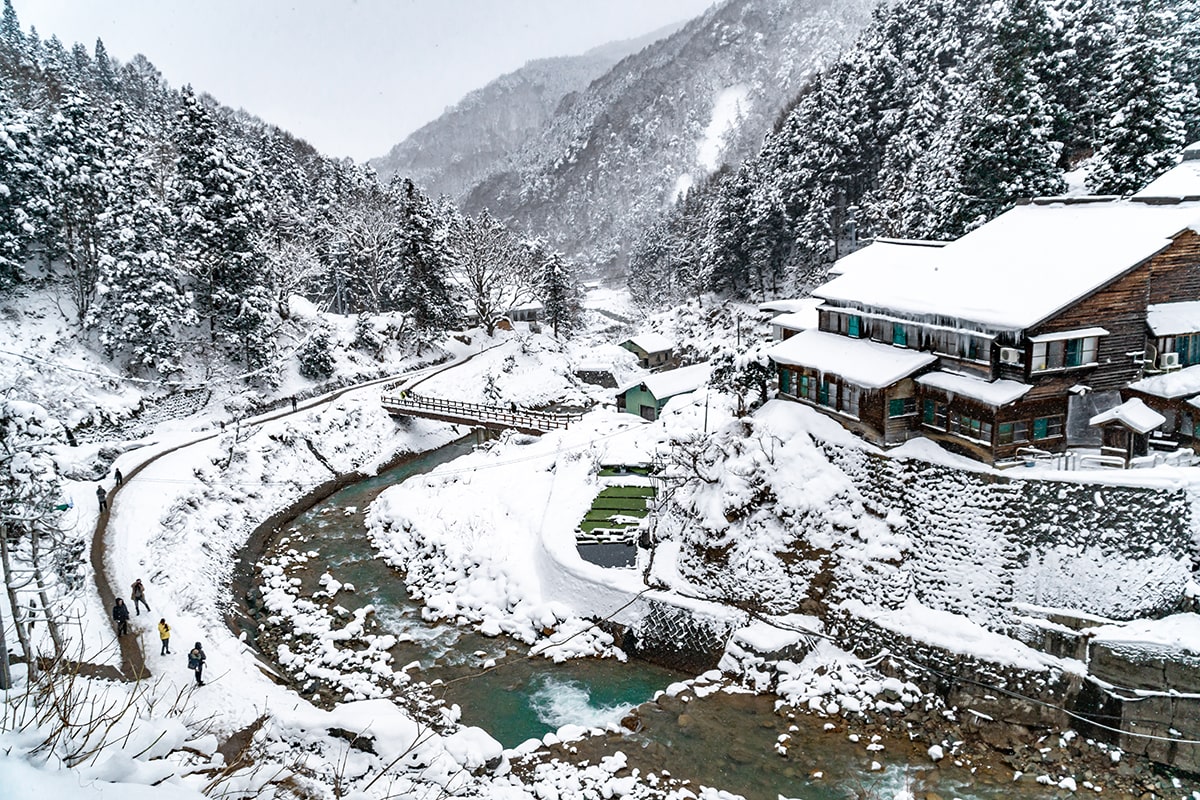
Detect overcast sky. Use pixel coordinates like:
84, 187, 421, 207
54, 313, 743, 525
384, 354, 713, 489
13, 1, 715, 162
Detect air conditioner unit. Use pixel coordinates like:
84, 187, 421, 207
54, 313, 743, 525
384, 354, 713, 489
1159, 352, 1181, 370
999, 347, 1021, 365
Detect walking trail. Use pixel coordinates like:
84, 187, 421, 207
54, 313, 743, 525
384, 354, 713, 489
89, 344, 500, 681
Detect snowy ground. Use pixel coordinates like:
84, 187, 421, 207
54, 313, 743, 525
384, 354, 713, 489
5, 289, 1200, 799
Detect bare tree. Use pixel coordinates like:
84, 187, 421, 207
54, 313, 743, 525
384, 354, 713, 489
449, 211, 537, 336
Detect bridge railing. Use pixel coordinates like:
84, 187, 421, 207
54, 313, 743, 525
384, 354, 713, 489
380, 389, 584, 431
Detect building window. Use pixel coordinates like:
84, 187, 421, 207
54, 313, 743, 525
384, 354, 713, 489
1031, 336, 1099, 372
922, 399, 948, 430
843, 385, 860, 418
892, 323, 908, 347
889, 397, 916, 418
950, 412, 993, 443
997, 420, 1029, 445
848, 315, 861, 338
1032, 415, 1064, 440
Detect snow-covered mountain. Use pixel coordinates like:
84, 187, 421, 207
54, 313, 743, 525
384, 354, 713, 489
370, 24, 683, 201
378, 0, 875, 273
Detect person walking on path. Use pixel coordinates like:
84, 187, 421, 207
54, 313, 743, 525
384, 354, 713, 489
114, 467, 123, 486
96, 484, 107, 512
188, 642, 206, 686
291, 395, 297, 412
158, 619, 171, 655
112, 598, 130, 636
131, 579, 150, 615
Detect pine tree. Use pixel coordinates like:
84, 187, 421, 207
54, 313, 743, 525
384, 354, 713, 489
535, 242, 581, 338
0, 88, 39, 288
174, 85, 273, 365
1088, 0, 1188, 194
39, 89, 113, 322
392, 177, 458, 336
90, 104, 194, 374
951, 0, 1064, 231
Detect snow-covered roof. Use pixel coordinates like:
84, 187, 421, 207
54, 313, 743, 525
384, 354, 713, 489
759, 297, 819, 315
1089, 398, 1165, 434
1146, 300, 1200, 336
816, 200, 1200, 331
768, 329, 936, 389
916, 371, 1031, 407
1134, 155, 1200, 199
622, 332, 674, 355
619, 362, 711, 399
771, 309, 819, 332
1127, 363, 1200, 399
508, 300, 544, 312
829, 238, 947, 276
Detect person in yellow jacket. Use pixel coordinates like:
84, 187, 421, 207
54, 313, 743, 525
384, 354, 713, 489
158, 618, 171, 655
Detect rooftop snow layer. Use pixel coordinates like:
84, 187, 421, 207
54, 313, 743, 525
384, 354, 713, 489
1147, 300, 1200, 336
1128, 363, 1200, 399
829, 237, 947, 276
620, 361, 711, 399
916, 371, 1032, 407
623, 332, 674, 354
771, 308, 819, 332
1089, 398, 1165, 433
768, 329, 936, 389
1134, 157, 1200, 199
816, 200, 1200, 330
759, 297, 820, 314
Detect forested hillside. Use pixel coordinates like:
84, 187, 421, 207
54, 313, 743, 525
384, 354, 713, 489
628, 0, 1200, 306
458, 0, 875, 274
0, 1, 588, 391
370, 24, 681, 199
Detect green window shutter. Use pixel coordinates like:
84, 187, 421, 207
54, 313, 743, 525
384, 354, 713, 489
892, 323, 907, 346
848, 316, 861, 338
1033, 417, 1049, 439
888, 398, 905, 417
781, 369, 791, 394
922, 399, 935, 424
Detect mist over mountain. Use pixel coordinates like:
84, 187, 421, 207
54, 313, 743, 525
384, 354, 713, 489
376, 0, 874, 274
370, 23, 684, 201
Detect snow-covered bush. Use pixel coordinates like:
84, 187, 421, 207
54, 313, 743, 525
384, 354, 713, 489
298, 328, 336, 380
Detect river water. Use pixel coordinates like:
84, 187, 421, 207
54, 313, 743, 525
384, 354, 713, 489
252, 441, 1086, 800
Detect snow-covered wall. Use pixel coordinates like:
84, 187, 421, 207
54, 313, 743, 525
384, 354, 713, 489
661, 403, 1193, 632
821, 441, 1193, 624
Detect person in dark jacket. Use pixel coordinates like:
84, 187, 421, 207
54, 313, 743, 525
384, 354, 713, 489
187, 642, 207, 686
112, 598, 130, 636
114, 467, 123, 486
131, 579, 149, 615
96, 484, 108, 512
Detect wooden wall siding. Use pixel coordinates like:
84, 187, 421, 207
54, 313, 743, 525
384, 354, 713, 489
1026, 260, 1151, 394
1147, 229, 1200, 305
883, 379, 921, 443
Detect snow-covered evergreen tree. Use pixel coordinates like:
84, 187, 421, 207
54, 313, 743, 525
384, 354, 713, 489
174, 85, 274, 366
951, 0, 1065, 230
533, 241, 581, 338
1088, 0, 1189, 194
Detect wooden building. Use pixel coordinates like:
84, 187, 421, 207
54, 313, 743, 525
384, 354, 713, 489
620, 333, 675, 370
617, 362, 711, 421
769, 147, 1200, 463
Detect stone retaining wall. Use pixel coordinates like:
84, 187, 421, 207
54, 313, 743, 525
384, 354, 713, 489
820, 441, 1194, 626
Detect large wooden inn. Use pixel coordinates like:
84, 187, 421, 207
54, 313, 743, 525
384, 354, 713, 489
769, 144, 1200, 464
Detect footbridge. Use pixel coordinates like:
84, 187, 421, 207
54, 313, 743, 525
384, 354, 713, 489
380, 383, 584, 436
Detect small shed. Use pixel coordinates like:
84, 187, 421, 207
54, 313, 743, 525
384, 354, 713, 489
1089, 398, 1166, 466
617, 362, 711, 421
620, 333, 674, 369
507, 300, 544, 323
